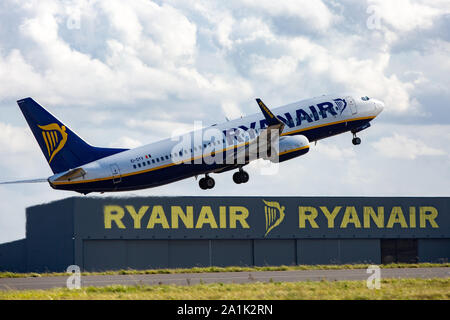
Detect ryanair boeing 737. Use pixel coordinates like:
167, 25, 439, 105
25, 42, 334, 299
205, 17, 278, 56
1, 95, 383, 193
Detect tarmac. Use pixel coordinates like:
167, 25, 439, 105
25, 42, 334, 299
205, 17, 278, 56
0, 267, 449, 291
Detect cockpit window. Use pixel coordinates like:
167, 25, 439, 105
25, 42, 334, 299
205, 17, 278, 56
361, 96, 370, 101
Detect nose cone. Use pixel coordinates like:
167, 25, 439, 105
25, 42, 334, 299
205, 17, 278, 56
373, 99, 384, 115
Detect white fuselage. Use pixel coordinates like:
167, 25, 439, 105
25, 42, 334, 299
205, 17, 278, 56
49, 94, 384, 193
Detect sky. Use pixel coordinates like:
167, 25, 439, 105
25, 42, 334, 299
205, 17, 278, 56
0, 0, 449, 243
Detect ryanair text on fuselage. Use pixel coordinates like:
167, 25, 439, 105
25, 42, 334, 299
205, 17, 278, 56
236, 100, 341, 133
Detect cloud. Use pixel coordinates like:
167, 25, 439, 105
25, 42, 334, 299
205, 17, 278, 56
313, 142, 356, 161
0, 123, 35, 153
220, 101, 243, 120
368, 0, 449, 32
0, 122, 51, 179
372, 133, 447, 159
108, 136, 143, 149
0, 0, 252, 108
0, 0, 444, 117
125, 118, 196, 137
0, 49, 45, 99
239, 0, 336, 32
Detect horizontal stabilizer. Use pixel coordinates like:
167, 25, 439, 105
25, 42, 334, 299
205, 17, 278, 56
0, 178, 48, 185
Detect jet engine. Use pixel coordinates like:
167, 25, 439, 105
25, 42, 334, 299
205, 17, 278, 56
271, 135, 310, 163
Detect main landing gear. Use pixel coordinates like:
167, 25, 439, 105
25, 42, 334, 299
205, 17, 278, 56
199, 174, 215, 190
233, 168, 249, 184
352, 133, 361, 145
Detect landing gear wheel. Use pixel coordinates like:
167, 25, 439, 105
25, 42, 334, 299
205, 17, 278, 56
240, 171, 249, 183
233, 172, 242, 184
233, 170, 249, 184
199, 176, 215, 190
199, 178, 208, 190
205, 176, 215, 189
352, 137, 361, 145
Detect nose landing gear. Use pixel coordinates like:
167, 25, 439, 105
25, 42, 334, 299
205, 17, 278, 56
199, 175, 215, 190
233, 169, 249, 184
352, 133, 361, 145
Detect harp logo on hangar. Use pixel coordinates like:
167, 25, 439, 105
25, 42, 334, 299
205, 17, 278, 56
263, 200, 285, 236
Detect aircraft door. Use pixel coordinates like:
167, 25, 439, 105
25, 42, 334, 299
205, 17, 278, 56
346, 96, 357, 115
110, 164, 122, 184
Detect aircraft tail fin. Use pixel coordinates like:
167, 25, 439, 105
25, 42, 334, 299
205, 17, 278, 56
17, 98, 128, 174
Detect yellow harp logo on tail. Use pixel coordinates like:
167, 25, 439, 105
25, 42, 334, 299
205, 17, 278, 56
263, 200, 285, 236
38, 123, 68, 163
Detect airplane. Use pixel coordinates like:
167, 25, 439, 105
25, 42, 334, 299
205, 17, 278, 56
0, 94, 384, 194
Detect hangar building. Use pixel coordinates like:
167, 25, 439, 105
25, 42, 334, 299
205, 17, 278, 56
0, 197, 449, 272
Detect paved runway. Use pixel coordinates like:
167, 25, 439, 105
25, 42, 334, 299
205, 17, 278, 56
0, 267, 449, 291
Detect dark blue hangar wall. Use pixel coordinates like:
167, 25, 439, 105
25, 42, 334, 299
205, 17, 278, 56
0, 197, 449, 272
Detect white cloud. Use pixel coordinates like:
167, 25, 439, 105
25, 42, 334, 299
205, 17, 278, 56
100, 0, 197, 66
0, 49, 45, 99
250, 55, 298, 84
372, 133, 446, 160
0, 123, 35, 153
0, 122, 50, 178
239, 0, 336, 32
313, 142, 356, 160
0, 0, 251, 108
125, 118, 195, 137
108, 136, 143, 149
368, 0, 449, 32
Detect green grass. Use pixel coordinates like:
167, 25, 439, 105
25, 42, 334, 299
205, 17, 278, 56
0, 263, 448, 279
1, 278, 449, 300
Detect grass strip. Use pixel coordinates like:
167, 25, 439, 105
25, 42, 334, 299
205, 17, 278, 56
0, 278, 449, 300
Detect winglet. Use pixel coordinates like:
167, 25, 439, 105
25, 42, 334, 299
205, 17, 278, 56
256, 98, 281, 126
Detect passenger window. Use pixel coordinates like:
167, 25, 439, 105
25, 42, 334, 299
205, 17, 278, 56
165, 155, 169, 160
142, 162, 146, 167
152, 159, 155, 163
133, 165, 136, 169
156, 158, 160, 163
138, 163, 141, 168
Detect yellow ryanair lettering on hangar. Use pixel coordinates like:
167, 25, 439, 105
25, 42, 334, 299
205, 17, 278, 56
104, 205, 250, 229
298, 206, 439, 229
